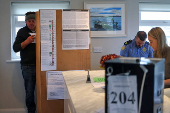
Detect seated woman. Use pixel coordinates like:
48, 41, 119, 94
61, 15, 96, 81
148, 27, 170, 88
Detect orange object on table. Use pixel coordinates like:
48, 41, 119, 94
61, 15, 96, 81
100, 54, 120, 68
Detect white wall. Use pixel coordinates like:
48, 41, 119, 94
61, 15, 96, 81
0, 0, 146, 112
91, 0, 139, 69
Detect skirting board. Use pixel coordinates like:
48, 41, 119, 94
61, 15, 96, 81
0, 108, 26, 113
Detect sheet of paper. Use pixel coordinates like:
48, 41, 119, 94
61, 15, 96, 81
93, 77, 105, 82
62, 30, 89, 50
107, 75, 138, 113
46, 71, 69, 100
62, 10, 89, 50
91, 82, 105, 88
62, 10, 89, 29
40, 10, 57, 71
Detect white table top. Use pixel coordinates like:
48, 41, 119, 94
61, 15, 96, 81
63, 70, 105, 113
62, 70, 170, 113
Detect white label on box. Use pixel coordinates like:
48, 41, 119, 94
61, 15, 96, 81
108, 75, 138, 113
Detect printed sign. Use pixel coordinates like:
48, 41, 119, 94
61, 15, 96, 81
107, 75, 138, 113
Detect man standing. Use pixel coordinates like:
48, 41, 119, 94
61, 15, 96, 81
120, 31, 153, 58
13, 12, 36, 113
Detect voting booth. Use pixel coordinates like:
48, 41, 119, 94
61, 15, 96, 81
105, 57, 165, 113
35, 9, 90, 113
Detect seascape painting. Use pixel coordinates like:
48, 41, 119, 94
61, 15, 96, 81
84, 2, 126, 37
90, 7, 122, 31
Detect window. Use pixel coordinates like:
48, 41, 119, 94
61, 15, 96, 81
11, 1, 70, 60
141, 12, 170, 20
139, 3, 170, 45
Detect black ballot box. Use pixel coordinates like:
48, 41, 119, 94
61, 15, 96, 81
105, 57, 165, 113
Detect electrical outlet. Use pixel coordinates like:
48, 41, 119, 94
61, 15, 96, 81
93, 47, 98, 53
98, 47, 102, 52
94, 47, 102, 53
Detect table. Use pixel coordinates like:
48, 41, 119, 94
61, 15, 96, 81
62, 70, 170, 113
63, 70, 105, 113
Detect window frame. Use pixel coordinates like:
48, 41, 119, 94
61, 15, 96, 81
10, 1, 70, 60
139, 11, 170, 26
11, 14, 25, 60
139, 9, 170, 46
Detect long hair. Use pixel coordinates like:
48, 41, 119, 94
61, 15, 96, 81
148, 27, 168, 58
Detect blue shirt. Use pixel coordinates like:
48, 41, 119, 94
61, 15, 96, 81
120, 39, 153, 58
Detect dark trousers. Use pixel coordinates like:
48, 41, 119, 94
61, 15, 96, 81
21, 65, 36, 113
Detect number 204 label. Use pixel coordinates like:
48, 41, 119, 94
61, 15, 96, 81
107, 75, 138, 113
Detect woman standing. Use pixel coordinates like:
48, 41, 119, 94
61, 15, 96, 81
148, 27, 170, 88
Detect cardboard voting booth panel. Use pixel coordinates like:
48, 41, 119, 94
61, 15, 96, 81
35, 9, 90, 113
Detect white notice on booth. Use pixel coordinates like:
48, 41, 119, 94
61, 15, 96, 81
108, 75, 138, 113
62, 10, 89, 50
62, 30, 89, 50
46, 71, 69, 100
62, 10, 89, 29
40, 10, 57, 71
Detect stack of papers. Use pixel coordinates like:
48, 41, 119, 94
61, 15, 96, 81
91, 77, 105, 88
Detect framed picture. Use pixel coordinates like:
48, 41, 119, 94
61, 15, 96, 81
84, 1, 126, 37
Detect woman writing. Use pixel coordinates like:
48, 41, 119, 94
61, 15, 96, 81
148, 27, 170, 88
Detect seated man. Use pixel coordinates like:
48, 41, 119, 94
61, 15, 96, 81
120, 31, 153, 57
